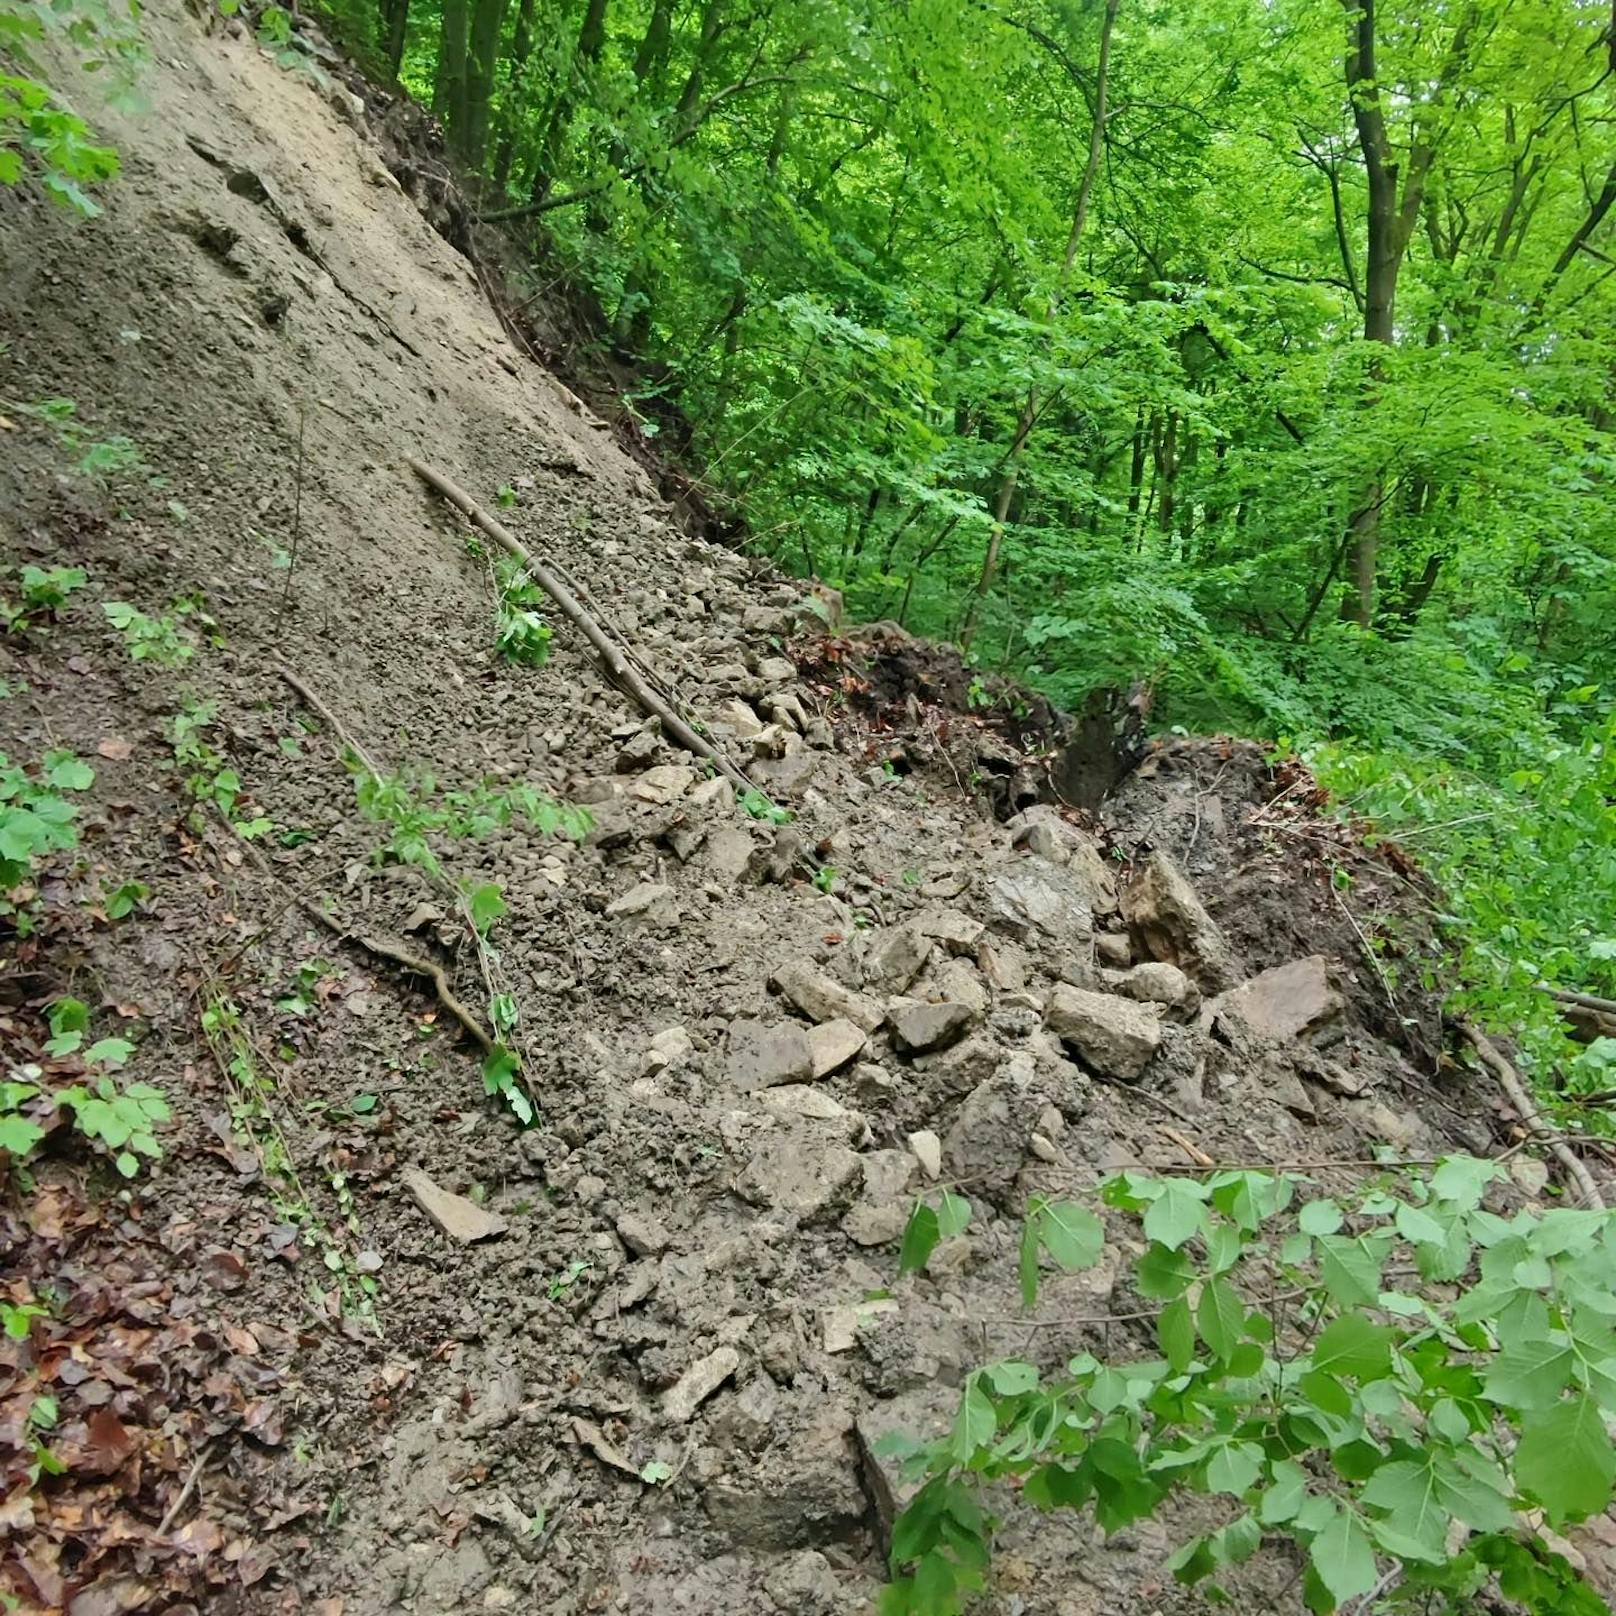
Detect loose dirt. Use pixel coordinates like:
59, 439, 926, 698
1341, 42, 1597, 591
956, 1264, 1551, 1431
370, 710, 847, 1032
2, 7, 1611, 1614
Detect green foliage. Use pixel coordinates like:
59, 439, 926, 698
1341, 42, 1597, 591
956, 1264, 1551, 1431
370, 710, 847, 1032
169, 700, 274, 839
0, 0, 137, 214
103, 600, 195, 666
1, 564, 87, 635
492, 554, 554, 668
0, 748, 91, 902
883, 1162, 1616, 1616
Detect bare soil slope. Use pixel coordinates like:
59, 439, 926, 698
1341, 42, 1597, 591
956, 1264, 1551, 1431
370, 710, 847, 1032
2, 9, 1608, 1614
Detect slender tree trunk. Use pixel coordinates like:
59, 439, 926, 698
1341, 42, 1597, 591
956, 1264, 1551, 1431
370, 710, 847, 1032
380, 0, 410, 77
438, 0, 471, 142
961, 0, 1118, 652
528, 0, 610, 203
491, 0, 537, 188
1157, 410, 1177, 536
632, 0, 675, 87
464, 0, 509, 170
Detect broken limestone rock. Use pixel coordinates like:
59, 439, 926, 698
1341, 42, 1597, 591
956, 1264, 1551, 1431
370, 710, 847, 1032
911, 1035, 1001, 1099
736, 1130, 862, 1222
616, 1211, 672, 1257
855, 1388, 955, 1548
662, 1345, 740, 1423
705, 827, 756, 884
914, 906, 984, 956
986, 860, 1094, 965
841, 1149, 916, 1246
727, 1018, 814, 1089
714, 697, 764, 741
761, 1084, 849, 1121
605, 881, 675, 918
888, 1000, 974, 1055
944, 1065, 1038, 1194
402, 1168, 508, 1243
932, 957, 989, 1017
807, 1017, 867, 1078
1103, 960, 1197, 1012
1096, 931, 1133, 968
1120, 849, 1238, 990
1006, 805, 1119, 910
822, 1297, 901, 1353
907, 1129, 942, 1179
704, 1403, 865, 1548
862, 926, 932, 994
630, 764, 695, 804
1045, 984, 1163, 1080
1213, 955, 1344, 1043
771, 959, 884, 1032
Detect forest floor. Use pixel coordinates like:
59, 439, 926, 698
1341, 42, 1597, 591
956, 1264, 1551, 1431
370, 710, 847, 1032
2, 5, 1614, 1613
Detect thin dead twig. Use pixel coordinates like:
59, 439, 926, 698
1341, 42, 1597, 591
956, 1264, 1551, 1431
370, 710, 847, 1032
1458, 1020, 1606, 1209
157, 1440, 215, 1536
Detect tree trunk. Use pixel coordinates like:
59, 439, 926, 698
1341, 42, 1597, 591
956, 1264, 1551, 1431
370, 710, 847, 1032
438, 0, 471, 144
960, 0, 1118, 653
632, 0, 675, 87
491, 0, 537, 188
464, 0, 509, 170
380, 0, 409, 77
528, 0, 610, 203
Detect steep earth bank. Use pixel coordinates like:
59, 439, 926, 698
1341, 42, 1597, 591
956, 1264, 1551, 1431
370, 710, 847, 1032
1, 7, 1610, 1614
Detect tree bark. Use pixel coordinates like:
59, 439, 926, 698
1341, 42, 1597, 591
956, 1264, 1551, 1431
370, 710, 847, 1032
436, 0, 470, 130
961, 0, 1118, 652
528, 0, 610, 203
464, 0, 510, 170
491, 0, 537, 188
380, 0, 410, 78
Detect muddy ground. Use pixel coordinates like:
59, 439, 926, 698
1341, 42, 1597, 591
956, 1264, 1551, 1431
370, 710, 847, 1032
2, 6, 1614, 1614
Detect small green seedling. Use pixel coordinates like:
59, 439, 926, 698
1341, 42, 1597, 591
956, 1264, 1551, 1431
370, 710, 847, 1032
103, 601, 194, 666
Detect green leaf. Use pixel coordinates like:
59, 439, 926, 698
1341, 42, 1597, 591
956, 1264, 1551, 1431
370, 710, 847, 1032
466, 881, 506, 934
1018, 1209, 1041, 1310
1205, 1441, 1264, 1497
1298, 1199, 1343, 1237
1307, 1505, 1379, 1606
1259, 1460, 1307, 1525
44, 750, 93, 790
1360, 1460, 1448, 1562
983, 1360, 1039, 1395
1516, 1393, 1616, 1524
937, 1189, 971, 1238
900, 1201, 941, 1275
1316, 1234, 1389, 1308
1430, 1155, 1498, 1209
1196, 1276, 1245, 1363
1143, 1179, 1209, 1251
0, 1114, 45, 1156
949, 1378, 997, 1465
1038, 1199, 1104, 1270
1135, 1240, 1196, 1298
1311, 1315, 1394, 1380
1483, 1336, 1576, 1411
1158, 1296, 1195, 1372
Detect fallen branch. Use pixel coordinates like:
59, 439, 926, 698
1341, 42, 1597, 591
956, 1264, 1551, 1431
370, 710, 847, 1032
229, 825, 495, 1055
1458, 1020, 1606, 1210
405, 456, 755, 796
1539, 982, 1616, 1016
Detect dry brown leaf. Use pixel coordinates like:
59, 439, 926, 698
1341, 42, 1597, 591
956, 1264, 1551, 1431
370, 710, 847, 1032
96, 737, 135, 761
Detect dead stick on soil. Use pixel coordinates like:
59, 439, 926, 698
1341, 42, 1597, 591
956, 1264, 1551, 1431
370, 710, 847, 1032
276, 405, 306, 633
1540, 983, 1616, 1017
405, 456, 755, 796
226, 819, 495, 1055
1458, 1020, 1606, 1210
274, 662, 382, 778
157, 1440, 214, 1536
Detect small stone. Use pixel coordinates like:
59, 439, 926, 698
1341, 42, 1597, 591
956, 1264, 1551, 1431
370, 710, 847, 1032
689, 775, 734, 813
944, 1071, 1034, 1192
606, 881, 674, 917
713, 1376, 779, 1453
615, 729, 661, 771
737, 1130, 862, 1220
706, 827, 755, 883
863, 926, 932, 994
649, 1026, 695, 1065
1029, 1132, 1061, 1163
914, 907, 985, 955
715, 698, 765, 740
1045, 984, 1163, 1080
761, 1550, 843, 1616
727, 1018, 815, 1088
630, 764, 695, 804
1095, 931, 1133, 969
662, 1346, 740, 1423
1104, 960, 1196, 1010
910, 1035, 1001, 1098
771, 959, 884, 1032
888, 1000, 974, 1054
907, 1129, 943, 1179
616, 1212, 671, 1257
807, 1018, 867, 1078
987, 861, 1094, 957
762, 1084, 848, 1121
841, 1149, 916, 1246
757, 656, 796, 682
402, 1168, 508, 1243
932, 957, 989, 1016
822, 1298, 900, 1353
854, 1062, 900, 1103
1214, 956, 1344, 1043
